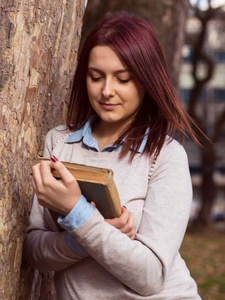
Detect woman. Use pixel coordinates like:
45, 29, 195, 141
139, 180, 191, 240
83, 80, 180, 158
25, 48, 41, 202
24, 12, 201, 299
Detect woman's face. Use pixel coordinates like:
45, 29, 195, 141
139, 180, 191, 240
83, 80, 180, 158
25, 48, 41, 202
86, 45, 145, 131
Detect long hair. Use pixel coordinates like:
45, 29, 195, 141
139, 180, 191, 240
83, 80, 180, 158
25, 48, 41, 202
67, 12, 200, 160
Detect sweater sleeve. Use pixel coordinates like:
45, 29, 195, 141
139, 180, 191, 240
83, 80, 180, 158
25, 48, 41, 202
68, 141, 192, 296
23, 194, 87, 271
23, 127, 87, 271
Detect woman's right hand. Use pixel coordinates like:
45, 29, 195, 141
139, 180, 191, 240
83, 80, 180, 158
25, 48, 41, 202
32, 156, 82, 216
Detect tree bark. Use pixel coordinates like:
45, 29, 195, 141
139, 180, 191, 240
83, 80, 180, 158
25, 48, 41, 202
82, 0, 190, 91
0, 0, 85, 299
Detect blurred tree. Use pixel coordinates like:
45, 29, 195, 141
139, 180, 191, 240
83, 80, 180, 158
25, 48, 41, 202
0, 0, 85, 299
82, 0, 190, 92
83, 0, 225, 230
187, 0, 225, 229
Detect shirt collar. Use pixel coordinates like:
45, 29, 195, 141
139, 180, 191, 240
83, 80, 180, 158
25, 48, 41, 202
65, 119, 148, 154
65, 118, 92, 144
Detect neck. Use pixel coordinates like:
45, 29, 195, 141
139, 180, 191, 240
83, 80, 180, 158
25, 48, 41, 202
92, 119, 129, 151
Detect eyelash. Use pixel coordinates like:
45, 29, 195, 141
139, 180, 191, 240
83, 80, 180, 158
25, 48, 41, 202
90, 77, 130, 84
91, 77, 102, 82
118, 78, 130, 84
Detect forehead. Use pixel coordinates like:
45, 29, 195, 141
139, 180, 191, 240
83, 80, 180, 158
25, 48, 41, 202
88, 45, 128, 70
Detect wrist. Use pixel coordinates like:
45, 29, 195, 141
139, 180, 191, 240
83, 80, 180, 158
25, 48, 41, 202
64, 193, 82, 216
58, 195, 96, 231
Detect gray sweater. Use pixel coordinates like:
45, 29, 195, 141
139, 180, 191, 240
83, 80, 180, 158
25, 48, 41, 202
24, 126, 201, 299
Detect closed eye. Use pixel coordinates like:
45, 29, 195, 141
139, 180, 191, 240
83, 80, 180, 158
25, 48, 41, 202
91, 76, 102, 82
118, 78, 130, 84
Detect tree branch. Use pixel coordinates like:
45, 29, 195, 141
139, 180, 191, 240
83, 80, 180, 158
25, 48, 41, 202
213, 108, 225, 142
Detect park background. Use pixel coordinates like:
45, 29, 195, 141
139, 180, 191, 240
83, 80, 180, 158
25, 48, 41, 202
0, 0, 224, 299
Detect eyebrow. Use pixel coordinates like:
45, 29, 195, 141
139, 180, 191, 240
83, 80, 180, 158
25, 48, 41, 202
87, 67, 131, 74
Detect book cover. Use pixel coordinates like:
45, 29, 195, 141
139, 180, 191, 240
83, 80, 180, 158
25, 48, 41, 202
38, 158, 122, 219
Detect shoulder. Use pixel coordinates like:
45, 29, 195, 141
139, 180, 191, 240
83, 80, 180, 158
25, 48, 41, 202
147, 138, 188, 181
148, 138, 191, 188
151, 138, 189, 176
158, 137, 188, 163
44, 125, 73, 150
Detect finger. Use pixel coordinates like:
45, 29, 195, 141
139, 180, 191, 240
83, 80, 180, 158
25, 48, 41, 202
105, 206, 129, 229
117, 206, 130, 227
50, 156, 76, 185
38, 160, 58, 189
105, 210, 136, 239
32, 163, 43, 189
105, 218, 118, 227
128, 230, 136, 240
31, 175, 37, 192
120, 211, 134, 234
130, 232, 136, 240
90, 201, 96, 207
123, 212, 136, 238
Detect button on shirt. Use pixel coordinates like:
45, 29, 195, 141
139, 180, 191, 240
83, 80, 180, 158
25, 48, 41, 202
58, 118, 148, 256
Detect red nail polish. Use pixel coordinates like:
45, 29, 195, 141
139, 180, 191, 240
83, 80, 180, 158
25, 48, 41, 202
123, 206, 127, 209
51, 155, 58, 163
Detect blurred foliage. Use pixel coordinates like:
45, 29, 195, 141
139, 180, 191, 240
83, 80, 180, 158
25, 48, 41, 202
181, 232, 225, 300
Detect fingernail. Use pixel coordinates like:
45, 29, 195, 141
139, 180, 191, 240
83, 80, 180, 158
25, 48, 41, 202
51, 155, 58, 163
123, 206, 127, 209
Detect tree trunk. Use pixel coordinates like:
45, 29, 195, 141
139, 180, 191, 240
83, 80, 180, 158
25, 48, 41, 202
82, 0, 190, 91
0, 0, 85, 299
194, 138, 216, 229
187, 5, 225, 230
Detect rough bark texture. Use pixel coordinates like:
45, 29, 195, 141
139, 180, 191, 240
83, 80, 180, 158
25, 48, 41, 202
82, 0, 190, 91
0, 0, 85, 299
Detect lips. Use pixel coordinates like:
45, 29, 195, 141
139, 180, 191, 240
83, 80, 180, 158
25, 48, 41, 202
100, 102, 119, 110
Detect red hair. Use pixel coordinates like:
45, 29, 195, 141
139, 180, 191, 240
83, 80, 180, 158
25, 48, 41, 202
67, 12, 199, 160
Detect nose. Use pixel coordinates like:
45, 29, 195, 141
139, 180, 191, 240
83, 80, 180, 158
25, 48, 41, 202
102, 78, 115, 99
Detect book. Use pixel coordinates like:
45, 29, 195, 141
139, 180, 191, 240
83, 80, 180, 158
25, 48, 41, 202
37, 158, 122, 220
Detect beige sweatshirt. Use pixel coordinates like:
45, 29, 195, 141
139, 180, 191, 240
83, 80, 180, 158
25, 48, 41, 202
24, 125, 201, 300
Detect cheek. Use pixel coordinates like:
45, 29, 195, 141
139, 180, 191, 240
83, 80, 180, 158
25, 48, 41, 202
127, 88, 145, 108
135, 89, 145, 108
88, 97, 98, 114
87, 86, 98, 109
86, 83, 99, 99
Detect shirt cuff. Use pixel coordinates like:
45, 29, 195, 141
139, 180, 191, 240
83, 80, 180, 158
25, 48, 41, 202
57, 195, 96, 231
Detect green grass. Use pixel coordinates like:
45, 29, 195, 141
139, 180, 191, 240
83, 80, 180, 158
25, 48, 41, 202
180, 230, 225, 300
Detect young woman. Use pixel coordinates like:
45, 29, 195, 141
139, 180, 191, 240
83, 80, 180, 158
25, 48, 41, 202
24, 12, 201, 299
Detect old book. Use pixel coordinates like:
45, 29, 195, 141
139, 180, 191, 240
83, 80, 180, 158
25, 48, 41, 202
38, 158, 122, 219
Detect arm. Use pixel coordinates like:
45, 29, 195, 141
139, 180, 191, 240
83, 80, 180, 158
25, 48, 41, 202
23, 129, 86, 271
24, 163, 135, 271
69, 142, 192, 296
23, 194, 88, 271
24, 129, 135, 271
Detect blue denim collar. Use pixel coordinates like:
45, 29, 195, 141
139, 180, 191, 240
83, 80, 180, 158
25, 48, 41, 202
65, 118, 148, 153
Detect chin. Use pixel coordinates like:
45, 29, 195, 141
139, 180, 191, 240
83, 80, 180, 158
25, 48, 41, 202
98, 115, 118, 123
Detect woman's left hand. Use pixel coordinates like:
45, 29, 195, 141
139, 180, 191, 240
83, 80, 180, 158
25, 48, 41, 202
32, 156, 81, 216
105, 206, 136, 240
